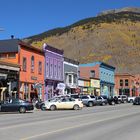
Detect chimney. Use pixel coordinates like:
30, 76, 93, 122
11, 35, 14, 39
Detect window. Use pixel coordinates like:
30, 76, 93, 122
90, 70, 95, 78
23, 57, 27, 71
74, 74, 77, 84
0, 54, 7, 59
68, 75, 72, 83
38, 61, 42, 74
125, 79, 129, 86
8, 53, 16, 58
46, 58, 49, 77
120, 79, 123, 86
31, 56, 34, 72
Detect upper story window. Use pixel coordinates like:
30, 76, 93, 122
68, 75, 72, 84
38, 61, 42, 74
0, 54, 7, 59
90, 70, 95, 78
74, 74, 77, 84
120, 79, 123, 86
8, 53, 16, 58
23, 57, 27, 71
46, 58, 49, 77
31, 56, 34, 73
125, 79, 129, 86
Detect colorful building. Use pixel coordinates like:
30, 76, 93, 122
78, 77, 90, 94
0, 60, 20, 101
63, 57, 79, 94
79, 62, 115, 97
90, 78, 100, 96
134, 74, 140, 96
115, 73, 136, 96
0, 39, 45, 101
43, 43, 64, 100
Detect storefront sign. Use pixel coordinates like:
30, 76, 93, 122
31, 76, 37, 80
90, 79, 100, 88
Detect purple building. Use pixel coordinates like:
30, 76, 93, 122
43, 43, 64, 100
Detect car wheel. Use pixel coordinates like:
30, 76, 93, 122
73, 104, 80, 110
41, 104, 46, 111
111, 101, 115, 105
130, 99, 133, 103
19, 106, 26, 113
102, 102, 106, 106
88, 102, 93, 107
50, 105, 56, 111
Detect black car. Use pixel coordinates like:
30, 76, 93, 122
35, 100, 45, 110
107, 96, 119, 105
133, 97, 140, 105
0, 99, 34, 113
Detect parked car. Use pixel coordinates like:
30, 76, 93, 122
70, 94, 81, 101
107, 96, 119, 105
43, 97, 83, 111
127, 96, 136, 103
133, 97, 140, 105
117, 95, 128, 103
0, 99, 34, 113
96, 96, 108, 106
80, 95, 96, 107
35, 100, 45, 110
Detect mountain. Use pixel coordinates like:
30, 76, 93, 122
25, 7, 140, 74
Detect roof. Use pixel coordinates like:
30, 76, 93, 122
79, 61, 115, 70
115, 73, 135, 77
0, 39, 19, 53
0, 39, 43, 54
64, 57, 79, 65
43, 43, 64, 55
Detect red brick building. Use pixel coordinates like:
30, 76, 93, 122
115, 73, 136, 96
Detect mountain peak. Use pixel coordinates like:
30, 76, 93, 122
98, 7, 140, 16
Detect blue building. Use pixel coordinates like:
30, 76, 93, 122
79, 62, 116, 97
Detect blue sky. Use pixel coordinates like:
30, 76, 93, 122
0, 0, 140, 40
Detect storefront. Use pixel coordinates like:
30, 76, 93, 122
43, 43, 64, 100
0, 61, 19, 101
90, 78, 100, 96
78, 78, 90, 94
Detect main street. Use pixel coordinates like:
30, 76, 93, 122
0, 104, 140, 140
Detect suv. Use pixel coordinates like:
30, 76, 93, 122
133, 97, 140, 105
96, 96, 108, 106
80, 95, 96, 107
117, 95, 127, 103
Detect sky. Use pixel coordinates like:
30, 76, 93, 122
0, 0, 140, 40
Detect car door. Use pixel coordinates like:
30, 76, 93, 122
81, 96, 89, 105
11, 99, 20, 111
96, 96, 102, 105
1, 101, 13, 112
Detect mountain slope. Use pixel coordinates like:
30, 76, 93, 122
25, 7, 140, 74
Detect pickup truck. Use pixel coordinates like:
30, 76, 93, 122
127, 96, 136, 103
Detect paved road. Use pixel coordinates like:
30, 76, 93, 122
0, 104, 140, 140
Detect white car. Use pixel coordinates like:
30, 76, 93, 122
43, 97, 83, 111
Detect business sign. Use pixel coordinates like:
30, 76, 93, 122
57, 83, 65, 90
90, 79, 100, 88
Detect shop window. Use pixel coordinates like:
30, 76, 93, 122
120, 79, 123, 86
23, 57, 27, 71
8, 53, 16, 58
125, 79, 129, 86
0, 54, 7, 59
38, 61, 42, 74
31, 56, 34, 73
